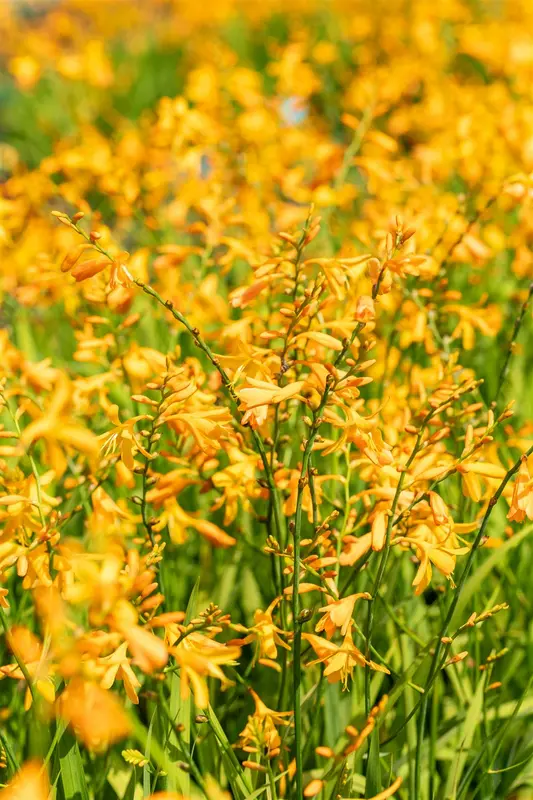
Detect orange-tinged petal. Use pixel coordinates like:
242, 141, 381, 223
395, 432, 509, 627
294, 332, 343, 351
461, 462, 507, 479
193, 519, 236, 548
36, 677, 56, 705
57, 679, 131, 751
0, 495, 34, 506
56, 425, 99, 455
120, 433, 135, 470
186, 667, 210, 708
284, 583, 327, 595
124, 626, 168, 673
19, 418, 55, 449
0, 760, 50, 800
461, 470, 482, 502
304, 779, 324, 797
354, 295, 375, 322
429, 548, 455, 577
365, 775, 403, 800
71, 258, 109, 282
302, 633, 339, 661
371, 511, 387, 551
339, 533, 372, 566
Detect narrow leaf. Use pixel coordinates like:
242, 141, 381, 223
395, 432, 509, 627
365, 727, 382, 797
58, 730, 90, 800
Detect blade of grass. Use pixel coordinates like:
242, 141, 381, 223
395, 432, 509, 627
365, 728, 382, 797
451, 522, 533, 627
123, 769, 137, 800
457, 675, 533, 799
57, 730, 90, 800
143, 710, 155, 798
445, 673, 485, 799
206, 703, 253, 798
165, 579, 199, 796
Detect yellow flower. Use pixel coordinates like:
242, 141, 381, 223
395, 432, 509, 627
315, 592, 371, 638
8, 56, 41, 90
99, 404, 151, 470
401, 524, 470, 596
507, 458, 533, 522
303, 624, 389, 688
19, 374, 99, 477
231, 597, 290, 668
238, 378, 305, 427
339, 533, 372, 567
238, 688, 291, 758
151, 500, 236, 548
354, 295, 375, 322
211, 447, 259, 524
170, 632, 241, 708
163, 407, 233, 453
444, 303, 502, 351
98, 642, 141, 704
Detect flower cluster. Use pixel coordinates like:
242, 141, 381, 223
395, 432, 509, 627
1, 1, 533, 799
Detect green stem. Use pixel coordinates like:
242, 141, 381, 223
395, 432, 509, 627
364, 398, 451, 716
413, 442, 533, 796
134, 278, 286, 549
494, 281, 533, 406
290, 272, 387, 796
0, 605, 36, 703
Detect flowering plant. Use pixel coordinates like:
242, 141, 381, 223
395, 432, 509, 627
1, 2, 533, 799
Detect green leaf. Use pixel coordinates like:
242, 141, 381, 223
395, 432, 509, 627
122, 769, 137, 800
0, 729, 19, 778
207, 703, 253, 799
101, 779, 120, 800
163, 579, 198, 796
57, 730, 90, 800
185, 577, 201, 624
444, 673, 485, 798
452, 523, 533, 626
365, 728, 381, 797
143, 710, 155, 798
165, 671, 190, 797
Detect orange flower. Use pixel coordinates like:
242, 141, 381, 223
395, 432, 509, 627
151, 500, 236, 547
98, 641, 141, 704
98, 404, 151, 470
170, 632, 241, 708
303, 624, 389, 688
403, 527, 469, 596
339, 533, 372, 566
315, 592, 371, 638
238, 378, 305, 427
109, 600, 168, 673
365, 776, 403, 800
238, 688, 291, 758
231, 597, 290, 668
458, 460, 506, 502
19, 374, 99, 477
0, 626, 55, 709
304, 779, 324, 797
8, 56, 41, 90
57, 678, 132, 750
71, 258, 109, 282
0, 760, 50, 800
371, 510, 388, 551
166, 407, 233, 453
507, 458, 533, 522
354, 295, 375, 322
